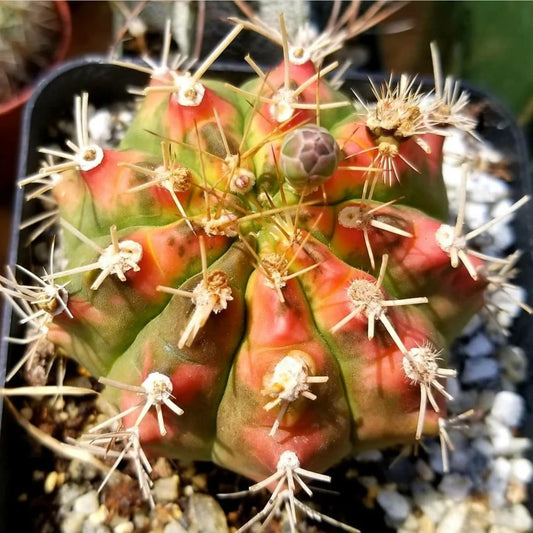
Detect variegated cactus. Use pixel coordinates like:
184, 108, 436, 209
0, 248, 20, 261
5, 8, 530, 532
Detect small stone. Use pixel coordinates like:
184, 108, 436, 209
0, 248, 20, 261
163, 522, 187, 533
438, 474, 473, 500
466, 172, 508, 203
152, 457, 174, 479
510, 457, 533, 483
411, 481, 447, 523
415, 459, 435, 482
397, 513, 419, 532
464, 202, 490, 230
476, 389, 496, 413
498, 346, 528, 384
44, 471, 59, 494
82, 523, 111, 533
377, 489, 411, 524
355, 449, 383, 462
436, 502, 468, 533
87, 505, 109, 526
463, 333, 494, 358
73, 490, 100, 516
488, 526, 517, 533
491, 504, 533, 532
61, 512, 85, 533
153, 475, 180, 503
133, 513, 150, 530
486, 457, 511, 508
506, 479, 528, 505
461, 357, 499, 385
187, 493, 229, 533
490, 391, 525, 427
471, 437, 494, 458
113, 522, 134, 533
88, 110, 112, 144
418, 513, 437, 533
59, 483, 86, 508
192, 473, 208, 492
486, 223, 515, 253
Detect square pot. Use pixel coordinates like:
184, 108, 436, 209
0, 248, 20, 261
1, 56, 532, 532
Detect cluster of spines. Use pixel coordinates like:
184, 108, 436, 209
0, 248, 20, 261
1, 7, 530, 533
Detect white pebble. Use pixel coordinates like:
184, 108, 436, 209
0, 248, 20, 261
486, 457, 511, 508
491, 504, 533, 532
163, 522, 188, 533
153, 475, 180, 503
88, 110, 112, 144
510, 457, 533, 484
436, 502, 468, 533
73, 490, 100, 516
113, 522, 134, 533
489, 285, 527, 321
465, 202, 490, 230
490, 391, 525, 427
87, 505, 109, 526
59, 483, 86, 507
377, 489, 411, 524
61, 512, 85, 533
486, 223, 515, 253
491, 198, 514, 219
466, 172, 508, 203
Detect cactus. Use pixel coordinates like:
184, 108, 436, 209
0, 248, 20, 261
0, 1, 64, 104
4, 7, 530, 532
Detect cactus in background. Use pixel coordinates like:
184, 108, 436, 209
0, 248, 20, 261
0, 1, 64, 104
4, 6, 530, 532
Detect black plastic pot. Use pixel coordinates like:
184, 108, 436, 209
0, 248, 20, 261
1, 56, 532, 532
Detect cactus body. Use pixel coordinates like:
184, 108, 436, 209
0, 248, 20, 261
17, 30, 504, 509
41, 53, 489, 487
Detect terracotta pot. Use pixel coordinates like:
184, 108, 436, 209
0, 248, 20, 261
0, 1, 71, 189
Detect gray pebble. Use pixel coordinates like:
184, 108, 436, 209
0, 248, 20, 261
376, 489, 411, 524
438, 473, 473, 500
187, 493, 229, 533
411, 481, 447, 523
463, 333, 494, 358
498, 346, 528, 384
461, 358, 500, 385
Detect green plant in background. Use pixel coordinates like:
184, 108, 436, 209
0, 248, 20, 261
1, 3, 531, 531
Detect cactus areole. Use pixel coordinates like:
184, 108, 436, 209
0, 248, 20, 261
14, 17, 525, 531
